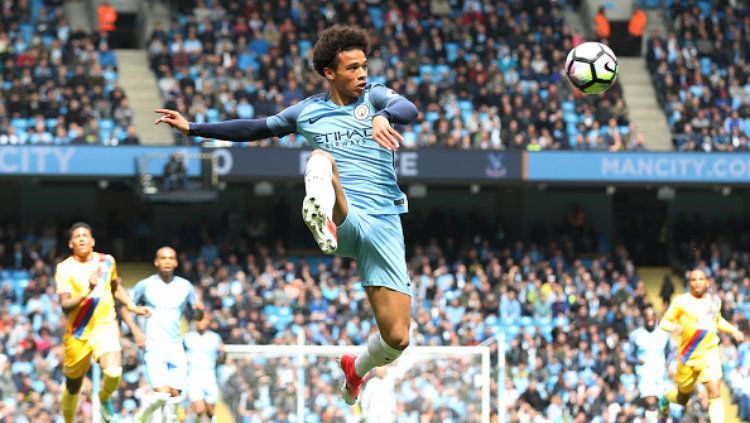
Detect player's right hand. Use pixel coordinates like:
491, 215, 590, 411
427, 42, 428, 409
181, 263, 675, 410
134, 331, 147, 348
88, 272, 98, 291
672, 325, 683, 338
154, 109, 190, 134
133, 305, 151, 317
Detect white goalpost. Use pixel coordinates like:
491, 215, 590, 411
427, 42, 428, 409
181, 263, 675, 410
224, 342, 496, 423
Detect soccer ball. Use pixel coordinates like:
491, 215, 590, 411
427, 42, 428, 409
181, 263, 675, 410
564, 42, 619, 95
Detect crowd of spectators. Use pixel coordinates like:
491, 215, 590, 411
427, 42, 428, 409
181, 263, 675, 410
1, 208, 749, 422
0, 0, 139, 147
647, 0, 750, 152
149, 0, 641, 151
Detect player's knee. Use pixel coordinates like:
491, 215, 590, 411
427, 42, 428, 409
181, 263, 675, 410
676, 392, 691, 406
193, 401, 205, 414
102, 365, 122, 378
383, 329, 410, 350
65, 377, 83, 394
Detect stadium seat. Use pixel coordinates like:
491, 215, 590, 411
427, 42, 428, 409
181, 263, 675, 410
238, 53, 257, 71
369, 76, 386, 85
424, 111, 440, 124
367, 7, 384, 29
100, 119, 114, 130
563, 111, 578, 124
207, 108, 220, 123
11, 118, 28, 131
298, 39, 312, 57
419, 64, 433, 79
445, 42, 459, 62
99, 128, 112, 141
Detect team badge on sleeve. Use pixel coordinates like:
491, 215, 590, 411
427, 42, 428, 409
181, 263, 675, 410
354, 103, 370, 120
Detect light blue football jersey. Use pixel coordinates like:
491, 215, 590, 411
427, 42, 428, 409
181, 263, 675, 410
630, 327, 670, 372
130, 275, 198, 349
266, 83, 408, 215
184, 330, 222, 375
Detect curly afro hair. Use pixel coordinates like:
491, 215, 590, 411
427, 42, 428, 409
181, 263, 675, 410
312, 25, 370, 76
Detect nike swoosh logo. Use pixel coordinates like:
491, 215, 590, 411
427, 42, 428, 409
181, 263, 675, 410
309, 116, 323, 124
604, 62, 617, 74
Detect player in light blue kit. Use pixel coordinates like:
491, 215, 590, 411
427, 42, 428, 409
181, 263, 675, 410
628, 306, 671, 423
154, 25, 418, 405
184, 312, 224, 422
122, 246, 205, 422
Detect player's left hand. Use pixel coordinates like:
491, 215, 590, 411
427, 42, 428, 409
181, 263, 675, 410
372, 115, 402, 151
133, 306, 151, 317
733, 330, 745, 343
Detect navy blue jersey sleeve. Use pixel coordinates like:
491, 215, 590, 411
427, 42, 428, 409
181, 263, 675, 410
188, 119, 274, 141
370, 84, 418, 125
188, 101, 308, 141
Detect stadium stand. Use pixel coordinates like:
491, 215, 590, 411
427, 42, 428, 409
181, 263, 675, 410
646, 1, 750, 152
149, 0, 641, 150
0, 0, 139, 146
2, 210, 747, 421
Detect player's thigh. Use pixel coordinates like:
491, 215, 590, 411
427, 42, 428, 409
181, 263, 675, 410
204, 378, 220, 405
166, 349, 188, 392
638, 372, 664, 399
675, 362, 701, 394
187, 373, 205, 402
145, 350, 171, 389
357, 213, 411, 296
698, 357, 723, 396
90, 323, 122, 368
63, 334, 94, 379
336, 205, 364, 259
188, 374, 218, 404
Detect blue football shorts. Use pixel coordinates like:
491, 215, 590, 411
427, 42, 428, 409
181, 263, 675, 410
336, 206, 411, 296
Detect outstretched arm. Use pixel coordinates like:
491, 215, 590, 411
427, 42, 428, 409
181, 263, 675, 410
112, 278, 150, 317
718, 316, 745, 342
120, 304, 147, 347
154, 109, 275, 141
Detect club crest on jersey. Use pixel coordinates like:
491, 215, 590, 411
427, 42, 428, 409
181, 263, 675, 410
354, 103, 370, 120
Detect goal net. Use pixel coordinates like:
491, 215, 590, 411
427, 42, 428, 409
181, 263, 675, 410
222, 343, 494, 423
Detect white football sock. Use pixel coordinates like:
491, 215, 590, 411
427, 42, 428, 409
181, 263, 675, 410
304, 154, 335, 220
354, 332, 405, 377
644, 409, 658, 423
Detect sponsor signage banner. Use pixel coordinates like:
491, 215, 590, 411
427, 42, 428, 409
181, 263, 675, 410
205, 148, 523, 181
0, 146, 201, 176
526, 152, 750, 183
